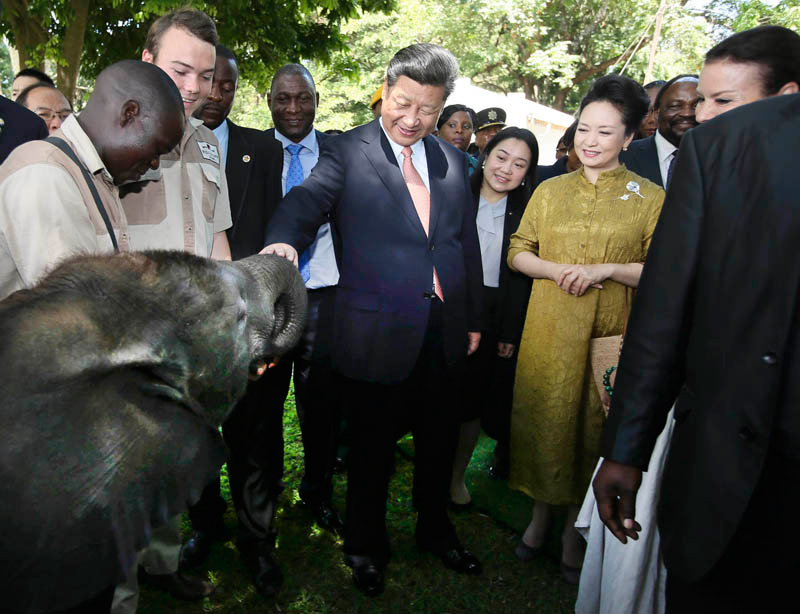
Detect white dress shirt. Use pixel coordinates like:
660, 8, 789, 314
654, 130, 678, 187
274, 128, 339, 289
476, 194, 507, 288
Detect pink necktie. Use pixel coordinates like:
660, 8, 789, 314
401, 146, 443, 301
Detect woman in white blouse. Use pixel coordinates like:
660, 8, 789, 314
450, 127, 539, 509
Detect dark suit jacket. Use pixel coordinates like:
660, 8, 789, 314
0, 96, 48, 165
264, 119, 483, 384
224, 119, 283, 260
620, 135, 663, 187
535, 156, 569, 186
603, 94, 800, 581
470, 181, 531, 346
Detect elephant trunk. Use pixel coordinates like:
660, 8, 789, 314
231, 254, 308, 358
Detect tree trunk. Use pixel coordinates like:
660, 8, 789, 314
3, 0, 48, 70
552, 89, 568, 111
58, 0, 92, 103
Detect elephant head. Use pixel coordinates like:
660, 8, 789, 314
0, 250, 307, 613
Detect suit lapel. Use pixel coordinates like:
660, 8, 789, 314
226, 120, 255, 228
645, 137, 664, 187
424, 135, 446, 239
361, 122, 427, 238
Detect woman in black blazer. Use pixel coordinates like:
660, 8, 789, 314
450, 127, 539, 508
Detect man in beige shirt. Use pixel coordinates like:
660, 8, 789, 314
0, 60, 184, 301
111, 9, 234, 611
121, 7, 232, 260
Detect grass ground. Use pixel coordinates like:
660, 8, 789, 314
138, 391, 578, 613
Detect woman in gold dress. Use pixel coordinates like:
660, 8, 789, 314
506, 75, 665, 583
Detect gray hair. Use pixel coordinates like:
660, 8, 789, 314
385, 43, 459, 99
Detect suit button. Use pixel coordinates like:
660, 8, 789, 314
761, 352, 778, 365
738, 426, 756, 442
429, 243, 435, 251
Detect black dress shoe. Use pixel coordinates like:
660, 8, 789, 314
241, 551, 283, 598
303, 499, 344, 532
138, 569, 215, 600
343, 555, 384, 596
179, 530, 218, 570
421, 545, 482, 575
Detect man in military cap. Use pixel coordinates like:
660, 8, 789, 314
473, 107, 506, 154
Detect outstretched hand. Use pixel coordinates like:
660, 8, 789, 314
260, 243, 299, 266
593, 458, 643, 544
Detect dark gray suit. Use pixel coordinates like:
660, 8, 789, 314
620, 135, 662, 187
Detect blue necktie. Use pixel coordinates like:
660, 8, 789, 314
666, 152, 676, 188
286, 144, 310, 283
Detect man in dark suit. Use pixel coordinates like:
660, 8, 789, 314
593, 93, 800, 611
620, 74, 699, 188
185, 56, 342, 597
257, 63, 343, 534
263, 43, 484, 596
0, 96, 48, 164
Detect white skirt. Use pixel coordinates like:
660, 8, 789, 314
575, 408, 675, 614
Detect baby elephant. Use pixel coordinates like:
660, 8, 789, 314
0, 250, 307, 614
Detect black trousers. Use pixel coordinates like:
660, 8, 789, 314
189, 288, 340, 550
340, 298, 461, 563
665, 447, 800, 613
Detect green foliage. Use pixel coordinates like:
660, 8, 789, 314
0, 42, 14, 94
0, 0, 395, 102
708, 0, 800, 32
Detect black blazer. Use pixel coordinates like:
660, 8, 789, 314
264, 119, 484, 384
470, 182, 531, 346
224, 119, 283, 260
535, 156, 569, 186
0, 96, 48, 165
620, 135, 663, 187
604, 94, 800, 582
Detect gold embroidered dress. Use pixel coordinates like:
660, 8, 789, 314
507, 165, 664, 505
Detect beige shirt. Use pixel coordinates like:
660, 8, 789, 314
121, 117, 232, 256
0, 114, 129, 300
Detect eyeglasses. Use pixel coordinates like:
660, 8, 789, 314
35, 107, 72, 122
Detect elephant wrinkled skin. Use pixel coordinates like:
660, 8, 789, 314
0, 250, 306, 613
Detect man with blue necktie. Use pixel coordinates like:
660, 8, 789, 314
211, 63, 341, 598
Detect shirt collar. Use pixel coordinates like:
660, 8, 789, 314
59, 114, 112, 181
378, 116, 425, 160
212, 119, 229, 144
274, 128, 318, 154
654, 129, 678, 163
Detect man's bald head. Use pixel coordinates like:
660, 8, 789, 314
79, 60, 185, 185
89, 60, 184, 120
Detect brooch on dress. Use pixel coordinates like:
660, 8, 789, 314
617, 181, 645, 201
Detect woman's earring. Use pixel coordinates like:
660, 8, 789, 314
622, 145, 628, 151
482, 162, 485, 169
521, 179, 526, 186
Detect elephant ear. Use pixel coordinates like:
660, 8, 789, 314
0, 343, 227, 613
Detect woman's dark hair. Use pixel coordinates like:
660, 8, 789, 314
561, 119, 579, 149
577, 74, 650, 136
470, 127, 539, 200
705, 25, 800, 95
437, 104, 476, 130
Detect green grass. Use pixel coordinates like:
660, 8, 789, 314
138, 390, 578, 613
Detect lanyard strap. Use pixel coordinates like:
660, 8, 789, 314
45, 136, 119, 253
